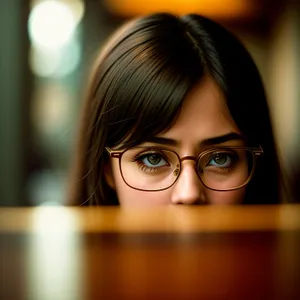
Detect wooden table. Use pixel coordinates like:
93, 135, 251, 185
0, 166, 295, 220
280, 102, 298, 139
1, 205, 300, 300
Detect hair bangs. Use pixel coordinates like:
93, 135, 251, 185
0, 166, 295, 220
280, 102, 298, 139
97, 17, 204, 149
106, 57, 202, 149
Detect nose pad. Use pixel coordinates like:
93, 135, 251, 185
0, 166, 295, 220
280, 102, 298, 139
171, 161, 206, 205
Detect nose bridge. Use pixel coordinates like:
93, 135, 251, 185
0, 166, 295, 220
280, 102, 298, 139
171, 158, 205, 205
180, 156, 197, 163
179, 156, 198, 175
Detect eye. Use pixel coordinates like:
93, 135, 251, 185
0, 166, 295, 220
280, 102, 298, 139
207, 153, 233, 168
140, 153, 168, 167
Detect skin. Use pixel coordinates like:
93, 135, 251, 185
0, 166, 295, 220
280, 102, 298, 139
105, 76, 247, 206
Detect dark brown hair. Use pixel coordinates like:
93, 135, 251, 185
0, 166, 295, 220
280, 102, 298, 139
68, 13, 283, 205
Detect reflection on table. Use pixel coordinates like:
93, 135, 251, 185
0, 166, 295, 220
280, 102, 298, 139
1, 205, 300, 300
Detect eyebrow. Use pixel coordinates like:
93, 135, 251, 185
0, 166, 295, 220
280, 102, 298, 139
147, 132, 245, 147
200, 132, 246, 146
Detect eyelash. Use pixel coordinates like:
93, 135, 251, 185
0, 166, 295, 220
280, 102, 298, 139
205, 153, 238, 173
131, 151, 169, 172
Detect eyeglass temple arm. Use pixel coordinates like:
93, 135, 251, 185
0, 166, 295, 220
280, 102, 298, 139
253, 146, 264, 156
105, 147, 122, 158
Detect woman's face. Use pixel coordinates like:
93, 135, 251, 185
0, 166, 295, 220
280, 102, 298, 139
106, 76, 247, 206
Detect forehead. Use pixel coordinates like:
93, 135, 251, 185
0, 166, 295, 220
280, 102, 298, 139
158, 76, 241, 145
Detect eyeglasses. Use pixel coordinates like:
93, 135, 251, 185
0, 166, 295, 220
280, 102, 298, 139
105, 146, 263, 192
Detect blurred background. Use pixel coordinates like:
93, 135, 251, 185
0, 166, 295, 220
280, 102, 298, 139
0, 0, 299, 206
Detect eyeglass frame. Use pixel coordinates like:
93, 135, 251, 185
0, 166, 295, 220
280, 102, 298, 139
105, 146, 264, 192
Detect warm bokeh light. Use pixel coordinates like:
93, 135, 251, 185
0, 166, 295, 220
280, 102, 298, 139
104, 0, 257, 19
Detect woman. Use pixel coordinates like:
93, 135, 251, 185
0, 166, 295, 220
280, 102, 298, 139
68, 12, 283, 206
